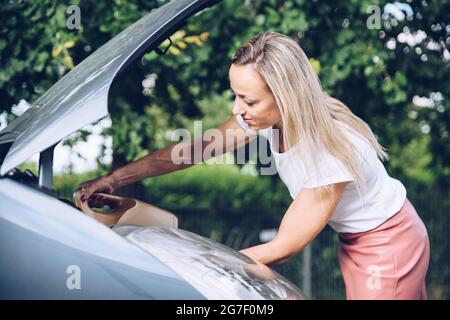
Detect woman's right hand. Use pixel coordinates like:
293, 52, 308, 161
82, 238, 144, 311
76, 174, 117, 204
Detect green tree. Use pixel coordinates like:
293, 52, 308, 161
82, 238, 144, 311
1, 0, 449, 299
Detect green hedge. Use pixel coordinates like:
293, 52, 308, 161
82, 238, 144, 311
143, 163, 290, 210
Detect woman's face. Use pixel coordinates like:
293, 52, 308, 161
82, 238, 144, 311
229, 64, 282, 131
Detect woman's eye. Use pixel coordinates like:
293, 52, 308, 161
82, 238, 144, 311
245, 101, 254, 106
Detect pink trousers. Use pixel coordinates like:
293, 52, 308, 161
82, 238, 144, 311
338, 198, 430, 300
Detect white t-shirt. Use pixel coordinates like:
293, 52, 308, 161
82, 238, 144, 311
236, 115, 407, 233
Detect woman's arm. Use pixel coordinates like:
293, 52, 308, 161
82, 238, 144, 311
108, 115, 255, 190
239, 181, 349, 265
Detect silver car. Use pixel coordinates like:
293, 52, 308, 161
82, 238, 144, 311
0, 0, 305, 300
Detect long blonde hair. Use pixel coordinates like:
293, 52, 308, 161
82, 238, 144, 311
231, 32, 388, 192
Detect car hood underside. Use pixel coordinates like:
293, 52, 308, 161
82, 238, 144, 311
0, 0, 220, 175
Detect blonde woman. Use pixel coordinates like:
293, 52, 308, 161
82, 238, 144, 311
78, 32, 430, 300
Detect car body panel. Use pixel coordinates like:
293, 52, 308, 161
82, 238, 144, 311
0, 178, 305, 299
0, 0, 220, 175
115, 225, 305, 300
0, 178, 205, 299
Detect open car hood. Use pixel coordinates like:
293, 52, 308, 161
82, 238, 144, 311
0, 0, 221, 175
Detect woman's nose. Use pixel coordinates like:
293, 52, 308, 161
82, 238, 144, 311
232, 101, 245, 116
